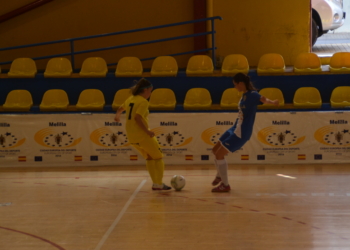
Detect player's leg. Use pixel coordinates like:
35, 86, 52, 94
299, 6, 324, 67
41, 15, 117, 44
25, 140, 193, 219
211, 129, 232, 186
212, 135, 247, 192
211, 141, 222, 184
131, 143, 158, 185
212, 145, 230, 192
139, 137, 171, 190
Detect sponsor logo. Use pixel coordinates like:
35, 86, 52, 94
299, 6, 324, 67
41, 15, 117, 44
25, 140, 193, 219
201, 127, 224, 146
314, 126, 350, 146
90, 156, 99, 161
160, 121, 178, 126
258, 126, 305, 147
0, 123, 10, 127
153, 127, 192, 148
75, 155, 82, 161
0, 132, 26, 149
18, 156, 26, 162
49, 122, 66, 127
90, 127, 129, 147
298, 154, 306, 160
201, 155, 209, 160
257, 155, 265, 160
241, 155, 249, 160
272, 121, 290, 125
185, 155, 193, 161
314, 154, 322, 160
34, 128, 81, 148
34, 156, 43, 162
105, 122, 122, 126
130, 155, 138, 161
216, 121, 234, 126
330, 120, 348, 124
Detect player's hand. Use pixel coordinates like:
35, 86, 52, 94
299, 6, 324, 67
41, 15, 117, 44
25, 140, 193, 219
273, 99, 280, 106
147, 130, 155, 138
114, 115, 120, 122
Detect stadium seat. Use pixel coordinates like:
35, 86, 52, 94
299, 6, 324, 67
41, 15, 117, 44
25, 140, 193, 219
330, 86, 350, 108
44, 58, 72, 78
329, 52, 350, 73
294, 53, 322, 73
257, 53, 285, 75
221, 54, 249, 76
115, 57, 143, 77
8, 58, 37, 78
186, 55, 214, 76
150, 56, 178, 77
3, 90, 33, 111
258, 88, 285, 109
149, 88, 176, 110
220, 88, 243, 109
112, 89, 132, 111
293, 87, 322, 108
184, 88, 212, 110
79, 57, 108, 77
40, 89, 69, 111
76, 89, 105, 111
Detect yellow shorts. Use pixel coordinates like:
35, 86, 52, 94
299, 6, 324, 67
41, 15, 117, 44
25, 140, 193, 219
131, 136, 163, 160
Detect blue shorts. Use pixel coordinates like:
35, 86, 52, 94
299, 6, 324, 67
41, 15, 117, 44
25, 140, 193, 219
219, 127, 247, 153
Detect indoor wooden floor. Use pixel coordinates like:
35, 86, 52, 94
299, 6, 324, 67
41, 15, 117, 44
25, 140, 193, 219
1, 163, 350, 250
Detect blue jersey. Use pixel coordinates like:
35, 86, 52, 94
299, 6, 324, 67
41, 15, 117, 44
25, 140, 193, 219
234, 90, 262, 140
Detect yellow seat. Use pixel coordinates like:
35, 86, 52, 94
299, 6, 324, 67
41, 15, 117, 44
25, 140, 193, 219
112, 89, 132, 111
220, 88, 243, 109
3, 90, 33, 111
294, 53, 322, 74
258, 88, 285, 109
330, 86, 350, 108
257, 53, 285, 75
184, 88, 212, 110
79, 57, 108, 77
8, 58, 37, 78
40, 89, 69, 111
186, 55, 214, 76
149, 88, 176, 110
44, 58, 72, 78
221, 54, 249, 76
76, 89, 105, 111
329, 52, 350, 73
150, 56, 178, 77
115, 57, 143, 77
293, 87, 322, 108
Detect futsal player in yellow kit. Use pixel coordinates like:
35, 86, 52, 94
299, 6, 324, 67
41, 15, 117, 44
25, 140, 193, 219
114, 78, 171, 190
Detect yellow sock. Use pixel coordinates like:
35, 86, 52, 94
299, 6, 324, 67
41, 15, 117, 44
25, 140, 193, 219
154, 159, 165, 185
146, 160, 157, 184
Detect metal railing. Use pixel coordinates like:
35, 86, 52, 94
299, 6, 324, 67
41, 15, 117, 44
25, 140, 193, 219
0, 16, 222, 70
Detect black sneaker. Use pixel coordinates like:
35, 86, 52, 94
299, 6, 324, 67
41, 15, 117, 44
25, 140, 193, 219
152, 183, 172, 190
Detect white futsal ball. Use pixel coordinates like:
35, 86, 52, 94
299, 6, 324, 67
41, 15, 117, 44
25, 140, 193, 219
171, 175, 186, 191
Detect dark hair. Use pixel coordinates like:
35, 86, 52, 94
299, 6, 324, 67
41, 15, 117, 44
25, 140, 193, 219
130, 78, 153, 95
233, 73, 256, 91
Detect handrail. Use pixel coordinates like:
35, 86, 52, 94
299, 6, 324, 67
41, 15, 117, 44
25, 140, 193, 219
0, 16, 222, 69
0, 0, 54, 24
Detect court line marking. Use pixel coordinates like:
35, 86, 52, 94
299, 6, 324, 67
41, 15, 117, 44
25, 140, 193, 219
94, 179, 146, 250
0, 226, 66, 250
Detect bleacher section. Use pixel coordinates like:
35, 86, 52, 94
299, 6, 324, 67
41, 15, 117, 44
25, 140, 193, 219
1, 53, 350, 112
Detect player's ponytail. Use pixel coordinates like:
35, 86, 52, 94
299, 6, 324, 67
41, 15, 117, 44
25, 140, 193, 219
131, 78, 153, 95
233, 73, 256, 91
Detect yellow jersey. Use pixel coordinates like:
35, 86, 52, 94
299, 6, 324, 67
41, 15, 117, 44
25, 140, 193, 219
121, 95, 150, 143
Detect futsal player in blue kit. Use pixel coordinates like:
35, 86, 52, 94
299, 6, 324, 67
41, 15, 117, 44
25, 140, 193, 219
211, 73, 279, 192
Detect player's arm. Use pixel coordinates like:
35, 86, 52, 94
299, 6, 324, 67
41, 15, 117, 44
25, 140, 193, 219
114, 106, 125, 122
134, 114, 155, 138
260, 96, 279, 106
